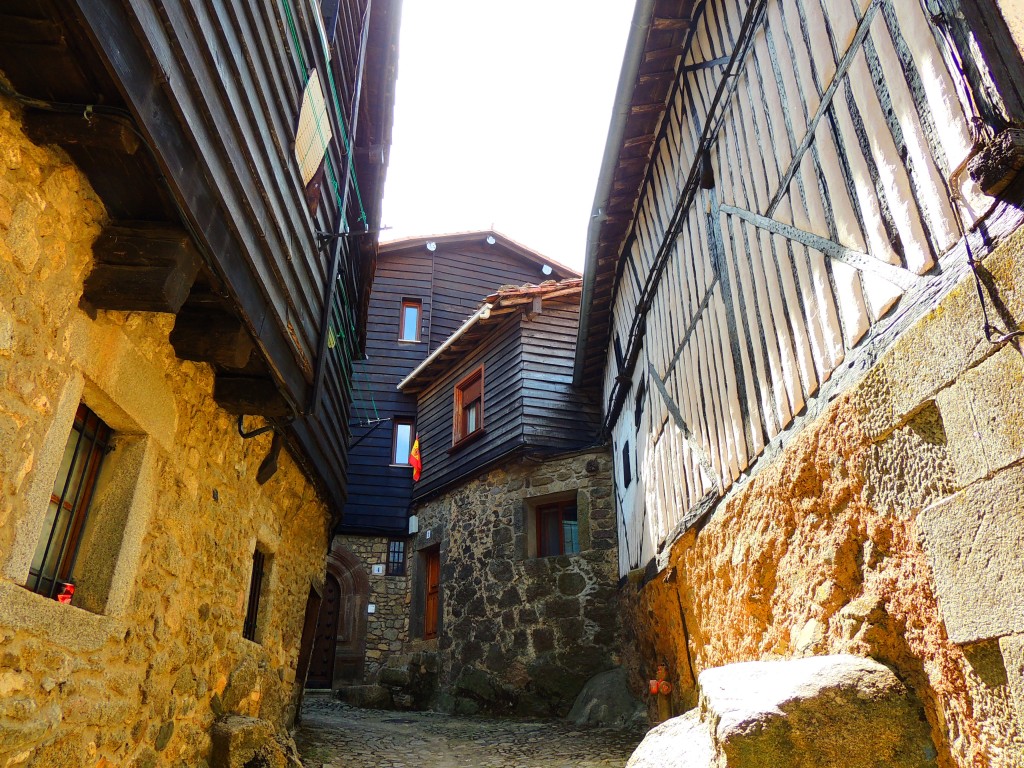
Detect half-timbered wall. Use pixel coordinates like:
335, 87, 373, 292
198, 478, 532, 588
608, 0, 998, 576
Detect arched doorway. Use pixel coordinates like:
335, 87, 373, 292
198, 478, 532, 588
306, 543, 368, 689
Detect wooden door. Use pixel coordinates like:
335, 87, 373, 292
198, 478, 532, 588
334, 566, 367, 683
306, 574, 339, 688
423, 546, 440, 640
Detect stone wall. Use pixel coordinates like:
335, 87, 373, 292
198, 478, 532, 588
410, 449, 619, 717
331, 535, 410, 680
622, 226, 1024, 767
0, 95, 329, 766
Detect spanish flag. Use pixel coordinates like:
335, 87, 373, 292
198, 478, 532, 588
409, 434, 422, 482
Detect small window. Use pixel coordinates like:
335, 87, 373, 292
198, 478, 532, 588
453, 366, 484, 446
28, 404, 112, 601
386, 540, 406, 576
399, 299, 422, 342
392, 418, 414, 465
622, 441, 632, 488
536, 499, 580, 557
243, 548, 267, 642
635, 377, 646, 429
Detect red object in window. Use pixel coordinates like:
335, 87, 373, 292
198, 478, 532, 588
57, 582, 75, 604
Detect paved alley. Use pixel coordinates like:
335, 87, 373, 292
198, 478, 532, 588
295, 696, 644, 768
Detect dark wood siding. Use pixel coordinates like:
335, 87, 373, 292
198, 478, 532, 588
428, 244, 555, 348
341, 250, 429, 532
341, 237, 571, 534
412, 313, 524, 500
521, 297, 603, 452
0, 0, 399, 520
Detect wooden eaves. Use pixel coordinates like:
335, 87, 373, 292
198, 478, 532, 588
574, 0, 697, 391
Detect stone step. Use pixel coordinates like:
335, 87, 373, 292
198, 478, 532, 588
627, 654, 938, 768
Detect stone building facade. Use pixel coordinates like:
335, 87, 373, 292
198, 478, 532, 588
330, 534, 411, 680
0, 94, 329, 766
408, 450, 619, 717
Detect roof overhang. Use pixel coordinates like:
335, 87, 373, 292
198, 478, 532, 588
574, 0, 698, 389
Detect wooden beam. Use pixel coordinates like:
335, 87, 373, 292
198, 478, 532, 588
652, 17, 689, 31
169, 305, 255, 368
213, 376, 291, 418
720, 204, 918, 291
23, 110, 140, 155
83, 224, 202, 313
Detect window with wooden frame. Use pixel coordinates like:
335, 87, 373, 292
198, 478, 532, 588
386, 539, 406, 576
453, 366, 484, 446
391, 417, 414, 465
243, 547, 268, 642
399, 298, 422, 342
27, 403, 113, 602
536, 499, 580, 558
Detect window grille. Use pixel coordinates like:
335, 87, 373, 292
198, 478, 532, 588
386, 539, 406, 576
243, 548, 266, 641
28, 404, 112, 601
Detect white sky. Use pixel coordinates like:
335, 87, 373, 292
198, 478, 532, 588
379, 1, 636, 272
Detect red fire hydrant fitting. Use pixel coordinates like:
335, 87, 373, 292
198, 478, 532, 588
648, 663, 673, 722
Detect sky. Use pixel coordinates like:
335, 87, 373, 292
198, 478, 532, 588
379, 1, 636, 272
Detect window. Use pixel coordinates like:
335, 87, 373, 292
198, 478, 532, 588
386, 540, 406, 576
453, 366, 484, 445
243, 547, 267, 642
635, 377, 646, 429
536, 500, 580, 557
399, 299, 422, 342
27, 404, 112, 601
392, 418, 414, 465
622, 441, 632, 487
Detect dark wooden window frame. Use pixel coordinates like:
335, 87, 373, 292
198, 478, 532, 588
398, 298, 422, 342
243, 547, 267, 642
27, 403, 112, 601
452, 365, 484, 449
386, 539, 406, 576
535, 499, 580, 558
391, 416, 415, 466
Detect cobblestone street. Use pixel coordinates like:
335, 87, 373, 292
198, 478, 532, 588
295, 696, 644, 768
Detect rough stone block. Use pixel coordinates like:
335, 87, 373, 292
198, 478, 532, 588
863, 402, 956, 518
631, 656, 938, 768
936, 344, 1024, 487
918, 465, 1024, 644
336, 684, 392, 709
701, 655, 935, 767
568, 667, 647, 731
210, 716, 287, 768
626, 709, 713, 768
1000, 635, 1024, 734
850, 225, 1024, 441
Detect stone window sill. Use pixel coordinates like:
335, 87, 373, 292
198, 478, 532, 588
0, 580, 124, 654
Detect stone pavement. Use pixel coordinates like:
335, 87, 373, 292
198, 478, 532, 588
295, 695, 644, 768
